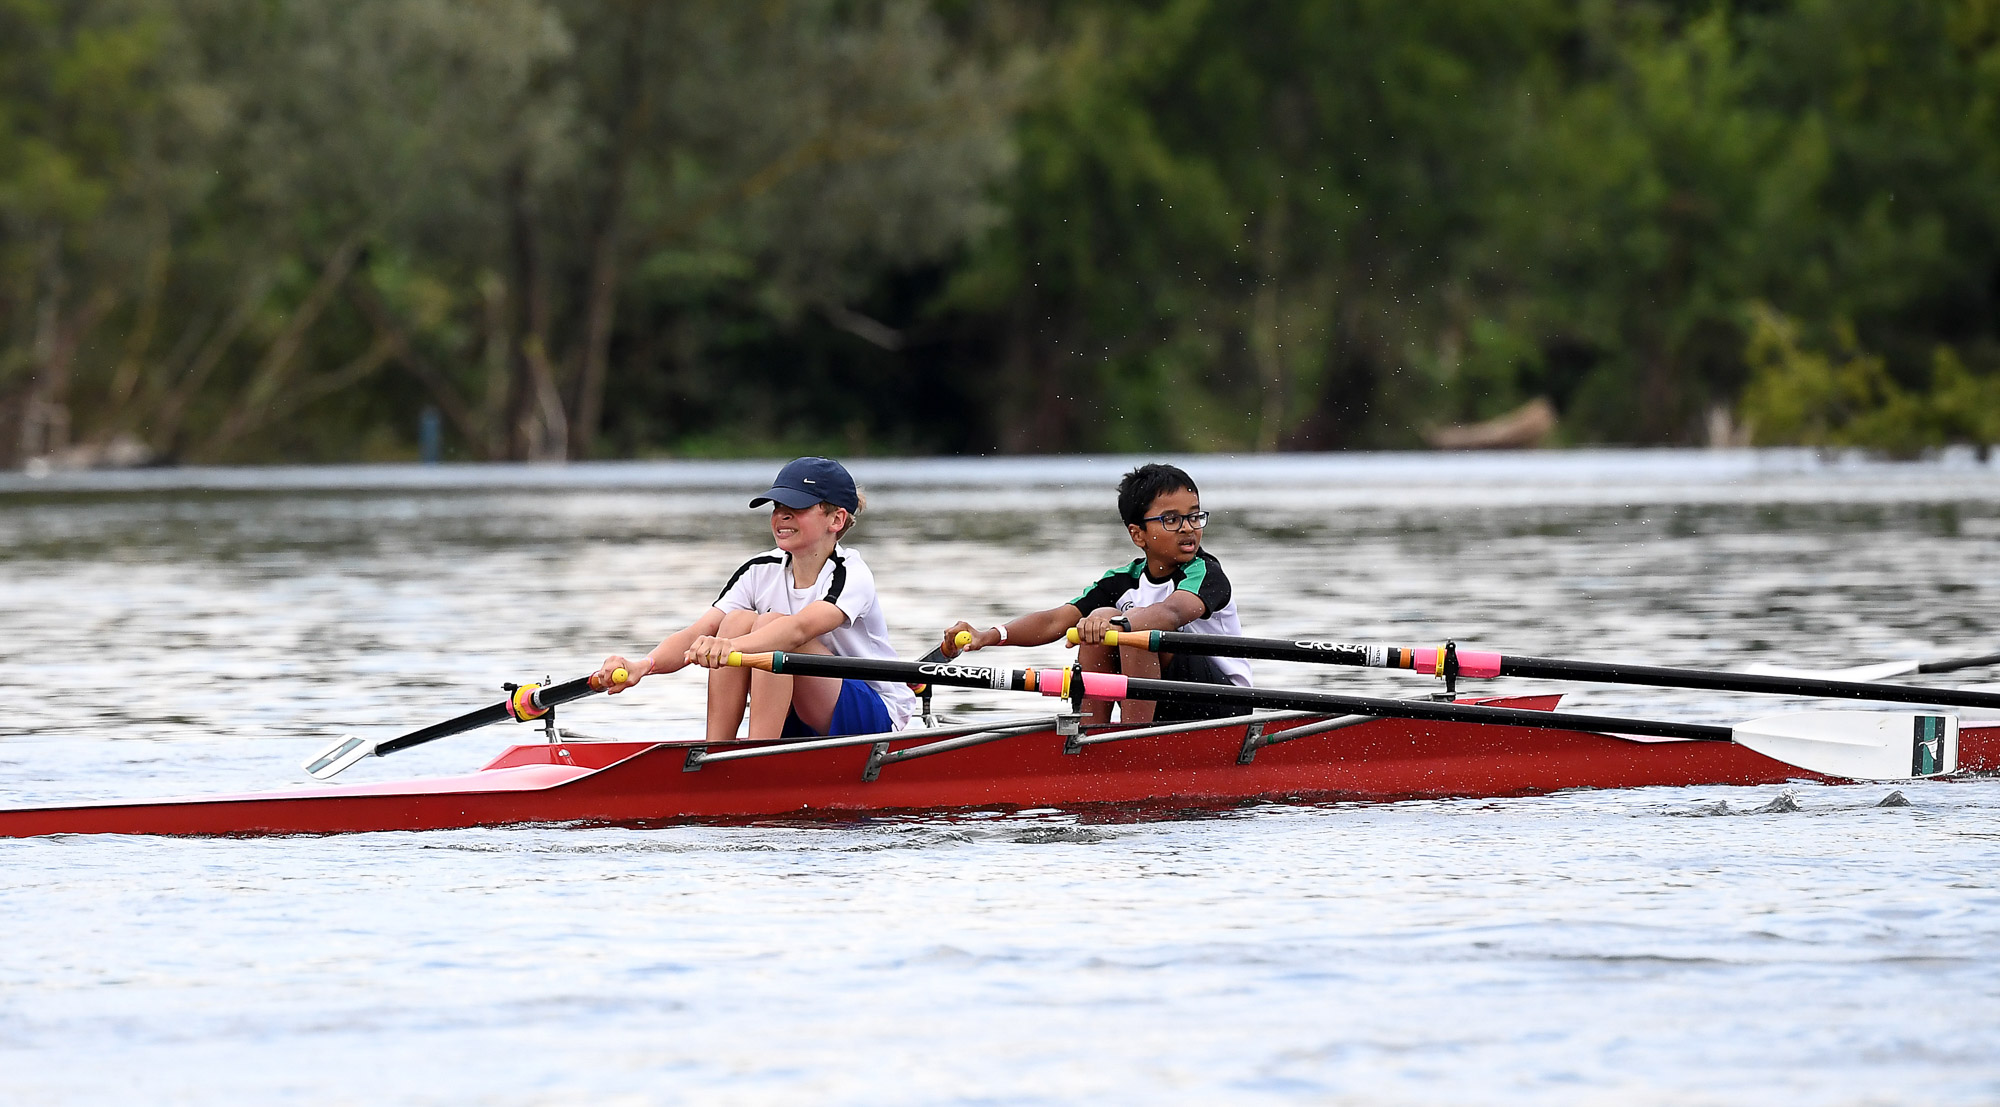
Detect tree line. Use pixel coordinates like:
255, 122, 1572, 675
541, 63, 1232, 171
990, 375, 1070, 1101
3, 0, 1997, 467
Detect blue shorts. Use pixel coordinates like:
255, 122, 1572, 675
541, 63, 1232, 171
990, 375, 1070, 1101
781, 678, 895, 738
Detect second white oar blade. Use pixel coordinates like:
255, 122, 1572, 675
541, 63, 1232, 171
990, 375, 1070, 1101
1733, 711, 1958, 781
1740, 659, 1923, 682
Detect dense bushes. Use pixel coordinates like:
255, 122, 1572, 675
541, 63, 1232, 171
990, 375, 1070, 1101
3, 0, 1996, 464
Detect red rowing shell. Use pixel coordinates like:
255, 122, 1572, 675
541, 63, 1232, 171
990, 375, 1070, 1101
4, 695, 1994, 837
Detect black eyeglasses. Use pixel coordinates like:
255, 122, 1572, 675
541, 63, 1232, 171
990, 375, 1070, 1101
1139, 510, 1209, 531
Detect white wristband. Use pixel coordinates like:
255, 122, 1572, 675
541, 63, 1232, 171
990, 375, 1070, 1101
992, 625, 1009, 645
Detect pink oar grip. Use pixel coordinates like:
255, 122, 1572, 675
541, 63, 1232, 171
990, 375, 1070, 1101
1459, 651, 1502, 678
1412, 649, 1503, 679
1079, 671, 1128, 700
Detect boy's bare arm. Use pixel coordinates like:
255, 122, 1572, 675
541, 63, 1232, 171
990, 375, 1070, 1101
1118, 591, 1207, 632
941, 604, 1082, 656
686, 600, 845, 667
599, 607, 727, 691
1072, 591, 1204, 643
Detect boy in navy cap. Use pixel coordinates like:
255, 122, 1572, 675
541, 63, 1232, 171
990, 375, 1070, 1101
597, 457, 916, 742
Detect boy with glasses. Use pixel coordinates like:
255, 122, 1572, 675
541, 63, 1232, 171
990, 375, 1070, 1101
940, 462, 1250, 724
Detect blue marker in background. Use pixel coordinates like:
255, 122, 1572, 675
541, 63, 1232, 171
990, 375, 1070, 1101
419, 405, 441, 464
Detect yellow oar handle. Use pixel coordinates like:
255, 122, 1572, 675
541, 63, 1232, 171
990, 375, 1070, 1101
725, 652, 779, 671
612, 667, 628, 685
955, 631, 973, 648
1065, 628, 1123, 647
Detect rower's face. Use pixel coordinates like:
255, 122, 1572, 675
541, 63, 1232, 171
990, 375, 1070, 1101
771, 503, 838, 550
1127, 486, 1202, 564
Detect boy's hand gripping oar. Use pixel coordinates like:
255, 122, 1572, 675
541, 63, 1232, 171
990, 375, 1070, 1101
729, 652, 1958, 782
302, 669, 624, 781
1076, 629, 2000, 713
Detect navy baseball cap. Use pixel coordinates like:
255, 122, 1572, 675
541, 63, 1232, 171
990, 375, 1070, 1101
750, 457, 859, 512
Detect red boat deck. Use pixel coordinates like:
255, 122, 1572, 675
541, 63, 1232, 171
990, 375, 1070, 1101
3, 695, 1994, 837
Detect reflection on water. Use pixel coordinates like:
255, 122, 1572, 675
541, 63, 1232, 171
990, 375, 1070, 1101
2, 450, 1998, 1103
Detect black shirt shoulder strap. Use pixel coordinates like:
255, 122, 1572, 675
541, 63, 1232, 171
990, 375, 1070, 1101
714, 554, 784, 605
822, 549, 849, 606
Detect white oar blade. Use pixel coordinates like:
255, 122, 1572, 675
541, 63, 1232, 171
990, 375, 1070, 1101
302, 734, 377, 780
1740, 659, 1922, 682
1732, 711, 1957, 781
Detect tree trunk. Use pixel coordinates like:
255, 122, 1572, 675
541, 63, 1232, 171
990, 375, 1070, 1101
149, 276, 272, 460
19, 229, 70, 463
105, 238, 170, 419
504, 160, 566, 461
478, 271, 511, 461
996, 303, 1075, 452
196, 234, 366, 461
348, 274, 489, 457
1639, 347, 1687, 443
568, 3, 650, 459
1293, 300, 1377, 449
18, 230, 116, 466
1249, 194, 1289, 452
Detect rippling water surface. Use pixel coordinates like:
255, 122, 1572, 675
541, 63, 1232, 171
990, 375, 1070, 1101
3, 449, 1999, 1104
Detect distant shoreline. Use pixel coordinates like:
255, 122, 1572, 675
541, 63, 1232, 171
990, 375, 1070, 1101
4, 447, 1995, 511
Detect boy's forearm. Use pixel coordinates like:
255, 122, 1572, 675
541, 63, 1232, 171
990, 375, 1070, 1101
646, 610, 726, 672
645, 628, 699, 674
652, 620, 720, 670
1120, 595, 1204, 633
723, 604, 844, 655
724, 619, 809, 656
997, 605, 1082, 647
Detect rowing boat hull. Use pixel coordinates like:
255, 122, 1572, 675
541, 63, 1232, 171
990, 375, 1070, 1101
4, 696, 1995, 838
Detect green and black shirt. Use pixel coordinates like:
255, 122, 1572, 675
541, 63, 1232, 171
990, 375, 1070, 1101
1070, 550, 1252, 686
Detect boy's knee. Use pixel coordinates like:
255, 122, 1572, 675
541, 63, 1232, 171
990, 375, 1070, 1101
1119, 646, 1160, 678
718, 608, 758, 634
1077, 646, 1120, 674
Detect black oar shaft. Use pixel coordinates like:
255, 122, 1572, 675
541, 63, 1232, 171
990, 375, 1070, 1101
1136, 630, 2000, 711
377, 674, 603, 756
1496, 654, 2000, 708
375, 701, 513, 756
758, 652, 1735, 743
1113, 675, 1733, 742
1921, 651, 2000, 675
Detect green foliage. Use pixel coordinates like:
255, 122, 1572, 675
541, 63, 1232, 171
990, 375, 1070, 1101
4, 0, 2000, 464
1740, 304, 1900, 446
943, 0, 1572, 450
1740, 303, 2000, 451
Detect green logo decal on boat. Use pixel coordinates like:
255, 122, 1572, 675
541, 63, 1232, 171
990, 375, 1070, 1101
1913, 715, 1945, 775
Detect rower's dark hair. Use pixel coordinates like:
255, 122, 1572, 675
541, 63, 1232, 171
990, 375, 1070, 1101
1117, 464, 1198, 526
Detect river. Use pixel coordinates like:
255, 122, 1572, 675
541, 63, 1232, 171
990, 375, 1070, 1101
2, 448, 1997, 1104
